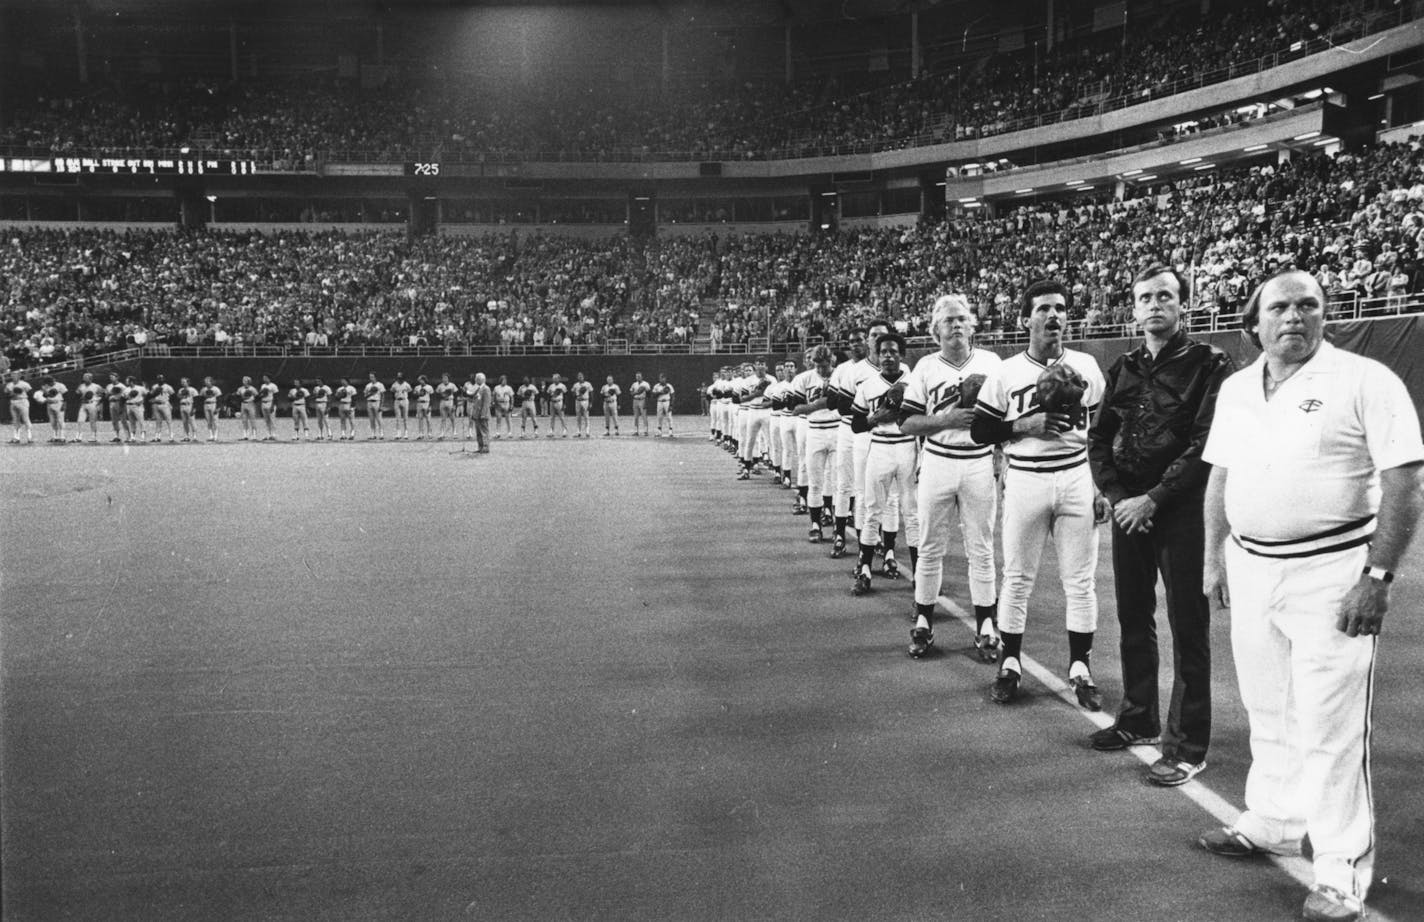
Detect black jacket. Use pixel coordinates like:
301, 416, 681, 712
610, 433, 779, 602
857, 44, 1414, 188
1088, 330, 1236, 510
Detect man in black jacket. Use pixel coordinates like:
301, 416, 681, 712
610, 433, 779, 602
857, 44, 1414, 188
1088, 265, 1235, 786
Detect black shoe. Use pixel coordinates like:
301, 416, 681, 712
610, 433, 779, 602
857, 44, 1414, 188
882, 556, 899, 580
991, 668, 1021, 704
830, 536, 846, 559
1089, 725, 1160, 751
852, 572, 871, 596
808, 525, 823, 544
1069, 675, 1103, 712
792, 498, 807, 515
908, 626, 933, 658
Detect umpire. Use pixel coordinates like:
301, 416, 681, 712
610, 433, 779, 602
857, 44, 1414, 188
1088, 265, 1235, 785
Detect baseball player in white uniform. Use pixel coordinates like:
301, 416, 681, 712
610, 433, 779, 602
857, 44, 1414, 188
850, 332, 919, 596
828, 320, 893, 559
1198, 270, 1424, 922
971, 279, 1109, 709
75, 373, 104, 443
900, 295, 1003, 659
790, 345, 840, 543
736, 361, 775, 479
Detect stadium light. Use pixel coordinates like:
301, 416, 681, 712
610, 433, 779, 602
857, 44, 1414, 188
1180, 157, 1202, 165
1122, 169, 1143, 176
1312, 137, 1335, 146
1193, 163, 1216, 170
957, 196, 978, 203
1293, 130, 1320, 140
1136, 174, 1158, 181
1065, 179, 1084, 185
1014, 188, 1034, 194
1243, 144, 1269, 152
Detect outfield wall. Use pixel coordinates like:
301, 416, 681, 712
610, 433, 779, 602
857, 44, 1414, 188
8, 316, 1422, 422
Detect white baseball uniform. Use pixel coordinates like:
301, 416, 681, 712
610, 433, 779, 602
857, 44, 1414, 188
791, 367, 840, 507
976, 348, 1105, 635
852, 369, 919, 549
903, 348, 1003, 609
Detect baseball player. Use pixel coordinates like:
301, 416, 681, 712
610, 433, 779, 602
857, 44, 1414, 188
653, 374, 675, 437
200, 377, 223, 442
289, 380, 311, 440
791, 345, 840, 542
6, 374, 34, 443
234, 376, 259, 440
493, 375, 515, 438
310, 378, 334, 440
75, 372, 104, 443
518, 377, 540, 438
971, 279, 1109, 709
764, 364, 792, 487
600, 376, 621, 437
390, 373, 412, 440
106, 373, 129, 443
850, 333, 919, 596
546, 374, 570, 437
736, 361, 775, 479
149, 375, 176, 443
38, 376, 67, 443
436, 373, 458, 439
629, 373, 651, 436
258, 375, 280, 441
900, 295, 1003, 659
1197, 270, 1424, 922
335, 378, 358, 439
363, 373, 385, 440
828, 320, 894, 558
572, 373, 594, 437
123, 376, 147, 442
176, 378, 200, 442
787, 353, 816, 514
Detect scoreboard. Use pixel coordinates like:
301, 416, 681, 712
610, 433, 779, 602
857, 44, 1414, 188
2, 157, 257, 175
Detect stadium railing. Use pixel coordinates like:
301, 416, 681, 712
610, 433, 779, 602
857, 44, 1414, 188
7, 347, 143, 377
130, 294, 1420, 361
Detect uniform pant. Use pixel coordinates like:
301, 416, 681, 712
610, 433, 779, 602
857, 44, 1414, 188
740, 409, 771, 463
833, 422, 856, 518
734, 406, 749, 449
1225, 540, 1375, 902
768, 416, 784, 469
915, 452, 997, 608
859, 440, 919, 548
1110, 493, 1212, 764
805, 424, 839, 504
792, 417, 808, 486
998, 463, 1099, 636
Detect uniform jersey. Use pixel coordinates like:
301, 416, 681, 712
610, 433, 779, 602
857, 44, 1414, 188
259, 382, 279, 407
851, 369, 916, 447
1203, 341, 1424, 548
390, 381, 412, 403
437, 382, 458, 404
311, 385, 332, 406
494, 385, 515, 409
630, 381, 651, 403
829, 358, 880, 423
601, 384, 620, 403
413, 384, 434, 405
573, 381, 593, 404
124, 385, 146, 408
288, 387, 310, 409
790, 368, 840, 430
78, 382, 104, 409
547, 382, 568, 407
975, 348, 1105, 473
517, 384, 538, 405
363, 381, 385, 403
903, 348, 1003, 459
200, 385, 222, 407
177, 386, 199, 409
652, 383, 674, 404
149, 383, 174, 408
765, 380, 794, 416
6, 380, 32, 403
106, 382, 127, 406
739, 374, 774, 409
335, 385, 357, 408
40, 382, 67, 410
236, 385, 258, 409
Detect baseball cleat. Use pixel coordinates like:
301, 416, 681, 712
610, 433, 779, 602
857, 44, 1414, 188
852, 572, 872, 596
792, 498, 807, 515
808, 525, 823, 543
908, 626, 933, 658
881, 556, 899, 580
974, 630, 1001, 664
1069, 674, 1103, 711
736, 469, 750, 480
991, 667, 1021, 704
830, 536, 846, 558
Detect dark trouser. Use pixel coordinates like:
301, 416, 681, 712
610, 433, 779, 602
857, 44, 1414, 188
476, 417, 490, 452
1110, 493, 1211, 764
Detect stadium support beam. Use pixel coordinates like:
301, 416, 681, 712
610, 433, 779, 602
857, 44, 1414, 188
785, 26, 792, 84
72, 5, 87, 84
1045, 0, 1054, 51
230, 21, 238, 82
911, 12, 920, 79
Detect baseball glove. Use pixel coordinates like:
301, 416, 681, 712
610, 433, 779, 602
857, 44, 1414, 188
882, 380, 907, 411
1034, 363, 1087, 415
958, 373, 987, 409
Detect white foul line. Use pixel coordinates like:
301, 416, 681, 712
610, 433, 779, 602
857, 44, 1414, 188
936, 594, 1396, 922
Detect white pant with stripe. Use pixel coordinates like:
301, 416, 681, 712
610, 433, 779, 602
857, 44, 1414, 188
997, 462, 1098, 635
915, 449, 997, 608
1225, 539, 1376, 902
859, 439, 918, 548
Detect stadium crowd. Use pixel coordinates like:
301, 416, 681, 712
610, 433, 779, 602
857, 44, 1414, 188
0, 0, 1398, 163
5, 140, 1421, 372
